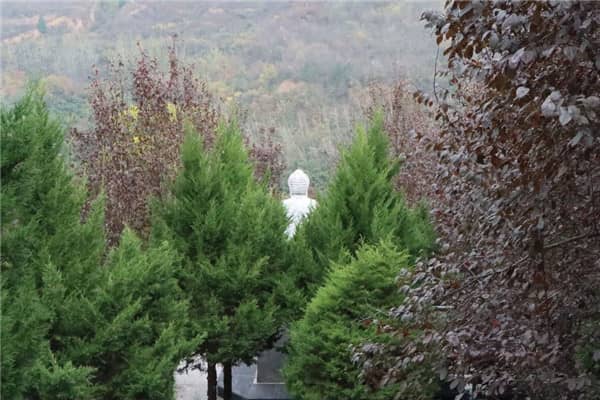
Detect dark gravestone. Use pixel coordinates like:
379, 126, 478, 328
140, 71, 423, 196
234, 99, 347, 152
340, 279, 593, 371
256, 334, 286, 383
217, 334, 291, 400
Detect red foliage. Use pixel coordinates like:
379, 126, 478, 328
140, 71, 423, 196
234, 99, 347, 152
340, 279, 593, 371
359, 1, 600, 398
247, 126, 285, 190
72, 40, 219, 245
363, 81, 438, 205
72, 39, 285, 245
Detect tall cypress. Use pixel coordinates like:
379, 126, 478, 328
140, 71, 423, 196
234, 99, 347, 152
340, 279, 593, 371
284, 113, 438, 400
1, 88, 192, 399
153, 122, 298, 400
1, 88, 105, 398
295, 112, 435, 287
284, 241, 415, 400
79, 230, 197, 400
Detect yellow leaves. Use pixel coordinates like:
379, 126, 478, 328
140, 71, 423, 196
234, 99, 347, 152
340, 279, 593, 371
354, 30, 367, 41
166, 102, 177, 122
120, 104, 139, 123
127, 105, 139, 120
131, 135, 150, 156
132, 135, 153, 147
259, 63, 278, 87
122, 103, 178, 123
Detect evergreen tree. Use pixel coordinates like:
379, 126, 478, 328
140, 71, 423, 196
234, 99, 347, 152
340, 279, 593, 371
37, 16, 47, 34
283, 113, 438, 399
1, 88, 192, 399
153, 122, 298, 400
1, 89, 101, 398
284, 242, 435, 400
295, 112, 435, 288
75, 230, 197, 400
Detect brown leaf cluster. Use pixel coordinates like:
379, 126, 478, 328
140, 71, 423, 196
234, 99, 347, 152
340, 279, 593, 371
358, 1, 600, 399
72, 39, 219, 245
71, 39, 286, 245
246, 126, 285, 191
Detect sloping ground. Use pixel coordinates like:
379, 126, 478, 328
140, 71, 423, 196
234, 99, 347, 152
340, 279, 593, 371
2, 14, 86, 44
0, 1, 442, 187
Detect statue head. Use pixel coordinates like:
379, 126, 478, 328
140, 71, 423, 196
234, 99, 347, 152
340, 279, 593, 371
288, 169, 310, 196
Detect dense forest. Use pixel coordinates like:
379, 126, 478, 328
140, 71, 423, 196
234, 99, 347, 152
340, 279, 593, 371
1, 0, 440, 188
1, 1, 599, 400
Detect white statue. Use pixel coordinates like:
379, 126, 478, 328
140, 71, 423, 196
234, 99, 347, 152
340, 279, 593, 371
282, 169, 317, 238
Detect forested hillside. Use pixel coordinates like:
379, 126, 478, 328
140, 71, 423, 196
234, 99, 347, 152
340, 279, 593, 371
1, 0, 440, 187
2, 2, 598, 400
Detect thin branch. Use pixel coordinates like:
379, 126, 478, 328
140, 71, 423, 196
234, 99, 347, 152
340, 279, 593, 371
443, 256, 529, 299
544, 232, 600, 251
433, 305, 454, 310
433, 45, 440, 104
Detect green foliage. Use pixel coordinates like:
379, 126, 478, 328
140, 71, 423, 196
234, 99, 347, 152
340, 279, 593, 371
1, 88, 192, 399
80, 230, 196, 400
577, 319, 600, 382
1, 88, 103, 283
2, 2, 439, 180
296, 112, 435, 288
1, 88, 101, 399
284, 241, 410, 400
153, 121, 299, 369
37, 16, 47, 34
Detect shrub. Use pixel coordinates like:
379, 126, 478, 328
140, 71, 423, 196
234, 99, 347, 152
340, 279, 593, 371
284, 242, 436, 400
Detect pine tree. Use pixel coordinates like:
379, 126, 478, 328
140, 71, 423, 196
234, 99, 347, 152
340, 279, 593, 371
37, 16, 48, 34
74, 230, 197, 400
296, 111, 435, 288
153, 122, 297, 400
1, 88, 102, 399
283, 241, 430, 400
1, 88, 192, 399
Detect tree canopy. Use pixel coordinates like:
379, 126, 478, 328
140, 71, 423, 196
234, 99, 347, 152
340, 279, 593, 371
1, 88, 194, 399
295, 112, 435, 290
358, 1, 600, 398
152, 121, 299, 400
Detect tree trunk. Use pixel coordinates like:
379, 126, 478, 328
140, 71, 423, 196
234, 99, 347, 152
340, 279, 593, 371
207, 361, 217, 400
223, 361, 233, 400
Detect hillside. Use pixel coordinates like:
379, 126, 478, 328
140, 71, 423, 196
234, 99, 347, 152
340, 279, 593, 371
1, 0, 441, 187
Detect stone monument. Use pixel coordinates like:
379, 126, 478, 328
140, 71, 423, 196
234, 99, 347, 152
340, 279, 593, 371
218, 169, 317, 400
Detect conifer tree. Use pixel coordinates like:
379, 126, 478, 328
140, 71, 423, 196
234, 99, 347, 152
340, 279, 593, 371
75, 230, 197, 400
283, 242, 435, 400
296, 112, 435, 288
153, 122, 297, 400
1, 88, 192, 399
283, 113, 437, 399
37, 16, 47, 34
1, 89, 102, 398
